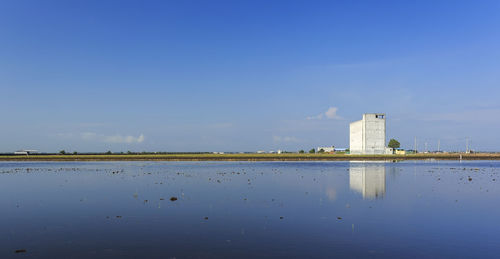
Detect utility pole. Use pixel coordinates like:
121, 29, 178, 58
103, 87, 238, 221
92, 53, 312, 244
466, 138, 469, 153
425, 142, 428, 153
437, 140, 440, 152
414, 137, 417, 153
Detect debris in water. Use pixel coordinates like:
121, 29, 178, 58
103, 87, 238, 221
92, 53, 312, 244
204, 217, 209, 220
170, 197, 178, 201
337, 217, 342, 220
15, 249, 26, 253
279, 216, 284, 219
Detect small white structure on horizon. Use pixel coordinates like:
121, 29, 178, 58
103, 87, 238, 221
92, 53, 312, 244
14, 150, 38, 155
350, 113, 392, 155
316, 146, 335, 153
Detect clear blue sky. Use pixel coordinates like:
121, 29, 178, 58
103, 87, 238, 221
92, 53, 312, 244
1, 0, 499, 152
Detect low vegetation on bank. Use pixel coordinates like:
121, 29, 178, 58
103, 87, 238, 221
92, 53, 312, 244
0, 153, 499, 161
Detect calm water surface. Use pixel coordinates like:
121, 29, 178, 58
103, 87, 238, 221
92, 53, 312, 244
1, 161, 499, 258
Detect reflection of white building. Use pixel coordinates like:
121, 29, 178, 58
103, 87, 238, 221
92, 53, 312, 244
349, 163, 386, 199
350, 113, 392, 154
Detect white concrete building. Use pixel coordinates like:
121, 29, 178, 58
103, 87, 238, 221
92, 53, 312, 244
350, 113, 391, 154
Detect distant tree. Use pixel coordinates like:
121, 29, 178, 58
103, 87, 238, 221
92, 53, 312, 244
318, 149, 325, 153
309, 148, 316, 154
388, 139, 401, 149
73, 151, 77, 155
127, 150, 132, 154
59, 150, 66, 155
299, 150, 305, 154
106, 150, 112, 155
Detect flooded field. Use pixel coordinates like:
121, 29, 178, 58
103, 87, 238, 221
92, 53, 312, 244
1, 161, 499, 258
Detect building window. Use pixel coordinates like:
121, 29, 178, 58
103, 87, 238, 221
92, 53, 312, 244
376, 115, 384, 119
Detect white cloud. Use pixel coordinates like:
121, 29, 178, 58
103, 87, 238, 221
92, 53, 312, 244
325, 107, 339, 119
307, 107, 341, 120
104, 134, 145, 144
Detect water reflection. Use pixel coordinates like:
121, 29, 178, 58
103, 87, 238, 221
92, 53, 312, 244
349, 162, 386, 199
1, 161, 500, 258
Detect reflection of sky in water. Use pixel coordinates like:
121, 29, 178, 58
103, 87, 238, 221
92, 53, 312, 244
0, 161, 499, 258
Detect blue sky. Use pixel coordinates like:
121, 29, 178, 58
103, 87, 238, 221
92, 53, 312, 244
1, 0, 500, 152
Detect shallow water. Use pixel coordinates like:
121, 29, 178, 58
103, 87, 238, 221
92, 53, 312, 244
0, 161, 499, 258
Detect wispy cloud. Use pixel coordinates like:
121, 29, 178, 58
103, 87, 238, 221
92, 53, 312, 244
307, 107, 341, 120
55, 132, 75, 138
273, 136, 299, 143
414, 109, 500, 124
208, 122, 233, 129
81, 132, 98, 140
307, 114, 324, 120
57, 132, 146, 144
104, 134, 145, 144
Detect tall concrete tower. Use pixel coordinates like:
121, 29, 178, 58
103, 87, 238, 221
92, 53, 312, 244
349, 113, 387, 154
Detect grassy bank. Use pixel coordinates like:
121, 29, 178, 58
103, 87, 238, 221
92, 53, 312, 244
0, 153, 499, 161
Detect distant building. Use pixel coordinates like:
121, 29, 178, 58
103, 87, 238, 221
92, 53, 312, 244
317, 146, 335, 153
14, 150, 38, 155
395, 148, 406, 155
350, 113, 392, 154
